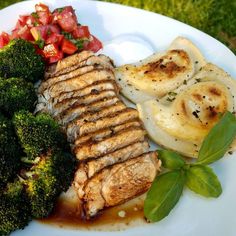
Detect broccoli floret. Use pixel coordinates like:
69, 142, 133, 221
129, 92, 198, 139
13, 110, 67, 160
0, 180, 31, 235
0, 113, 21, 187
0, 77, 37, 117
23, 150, 76, 218
0, 39, 45, 83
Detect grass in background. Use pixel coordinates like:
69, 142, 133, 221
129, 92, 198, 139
0, 0, 235, 53
102, 0, 236, 54
0, 0, 22, 9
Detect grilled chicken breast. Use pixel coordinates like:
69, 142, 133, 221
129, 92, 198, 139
74, 120, 141, 146
83, 152, 160, 218
74, 141, 150, 198
36, 80, 119, 114
43, 69, 116, 100
40, 55, 114, 93
66, 101, 126, 142
52, 90, 117, 117
45, 50, 94, 79
74, 127, 146, 161
36, 51, 161, 219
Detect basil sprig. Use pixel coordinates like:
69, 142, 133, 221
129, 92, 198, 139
144, 170, 185, 222
144, 111, 236, 222
197, 111, 236, 165
158, 150, 185, 170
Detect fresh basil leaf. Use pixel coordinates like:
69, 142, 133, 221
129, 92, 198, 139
144, 170, 185, 222
197, 111, 236, 165
186, 165, 222, 198
158, 150, 185, 170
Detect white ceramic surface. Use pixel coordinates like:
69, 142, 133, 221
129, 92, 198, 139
1, 0, 236, 235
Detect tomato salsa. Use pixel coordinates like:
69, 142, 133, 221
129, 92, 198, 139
0, 3, 103, 64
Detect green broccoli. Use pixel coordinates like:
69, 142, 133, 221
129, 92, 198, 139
23, 150, 76, 218
13, 110, 68, 160
0, 77, 37, 117
0, 113, 21, 187
0, 39, 45, 83
0, 179, 31, 235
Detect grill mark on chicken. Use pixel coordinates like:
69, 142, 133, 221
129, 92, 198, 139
78, 108, 139, 137
45, 51, 94, 79
74, 141, 150, 199
43, 69, 116, 100
82, 152, 160, 218
74, 126, 146, 161
57, 96, 120, 125
67, 107, 138, 143
41, 65, 96, 93
66, 101, 126, 142
51, 90, 117, 117
36, 80, 120, 114
40, 56, 115, 93
74, 120, 142, 146
87, 141, 149, 178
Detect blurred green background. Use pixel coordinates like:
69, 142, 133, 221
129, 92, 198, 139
0, 0, 235, 54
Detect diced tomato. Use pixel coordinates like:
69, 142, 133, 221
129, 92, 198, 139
51, 10, 59, 24
35, 3, 52, 25
47, 25, 60, 34
15, 15, 28, 29
72, 25, 90, 39
0, 32, 10, 48
25, 15, 39, 28
84, 35, 102, 52
37, 11, 52, 25
30, 25, 48, 41
43, 43, 60, 58
14, 15, 39, 30
56, 6, 78, 32
48, 50, 64, 64
12, 25, 34, 41
35, 3, 50, 13
46, 33, 64, 44
6, 3, 103, 64
61, 38, 78, 54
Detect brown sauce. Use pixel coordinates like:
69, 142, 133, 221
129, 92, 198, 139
39, 195, 147, 231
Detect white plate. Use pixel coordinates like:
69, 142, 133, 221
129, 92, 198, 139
1, 0, 236, 235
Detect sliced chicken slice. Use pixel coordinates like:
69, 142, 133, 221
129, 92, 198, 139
36, 80, 119, 114
66, 101, 126, 142
57, 96, 120, 125
74, 126, 146, 161
40, 56, 114, 93
78, 108, 139, 136
87, 141, 149, 178
74, 120, 141, 146
74, 141, 150, 198
82, 152, 160, 218
40, 65, 96, 93
43, 70, 115, 100
45, 51, 94, 79
67, 107, 139, 142
51, 90, 117, 117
